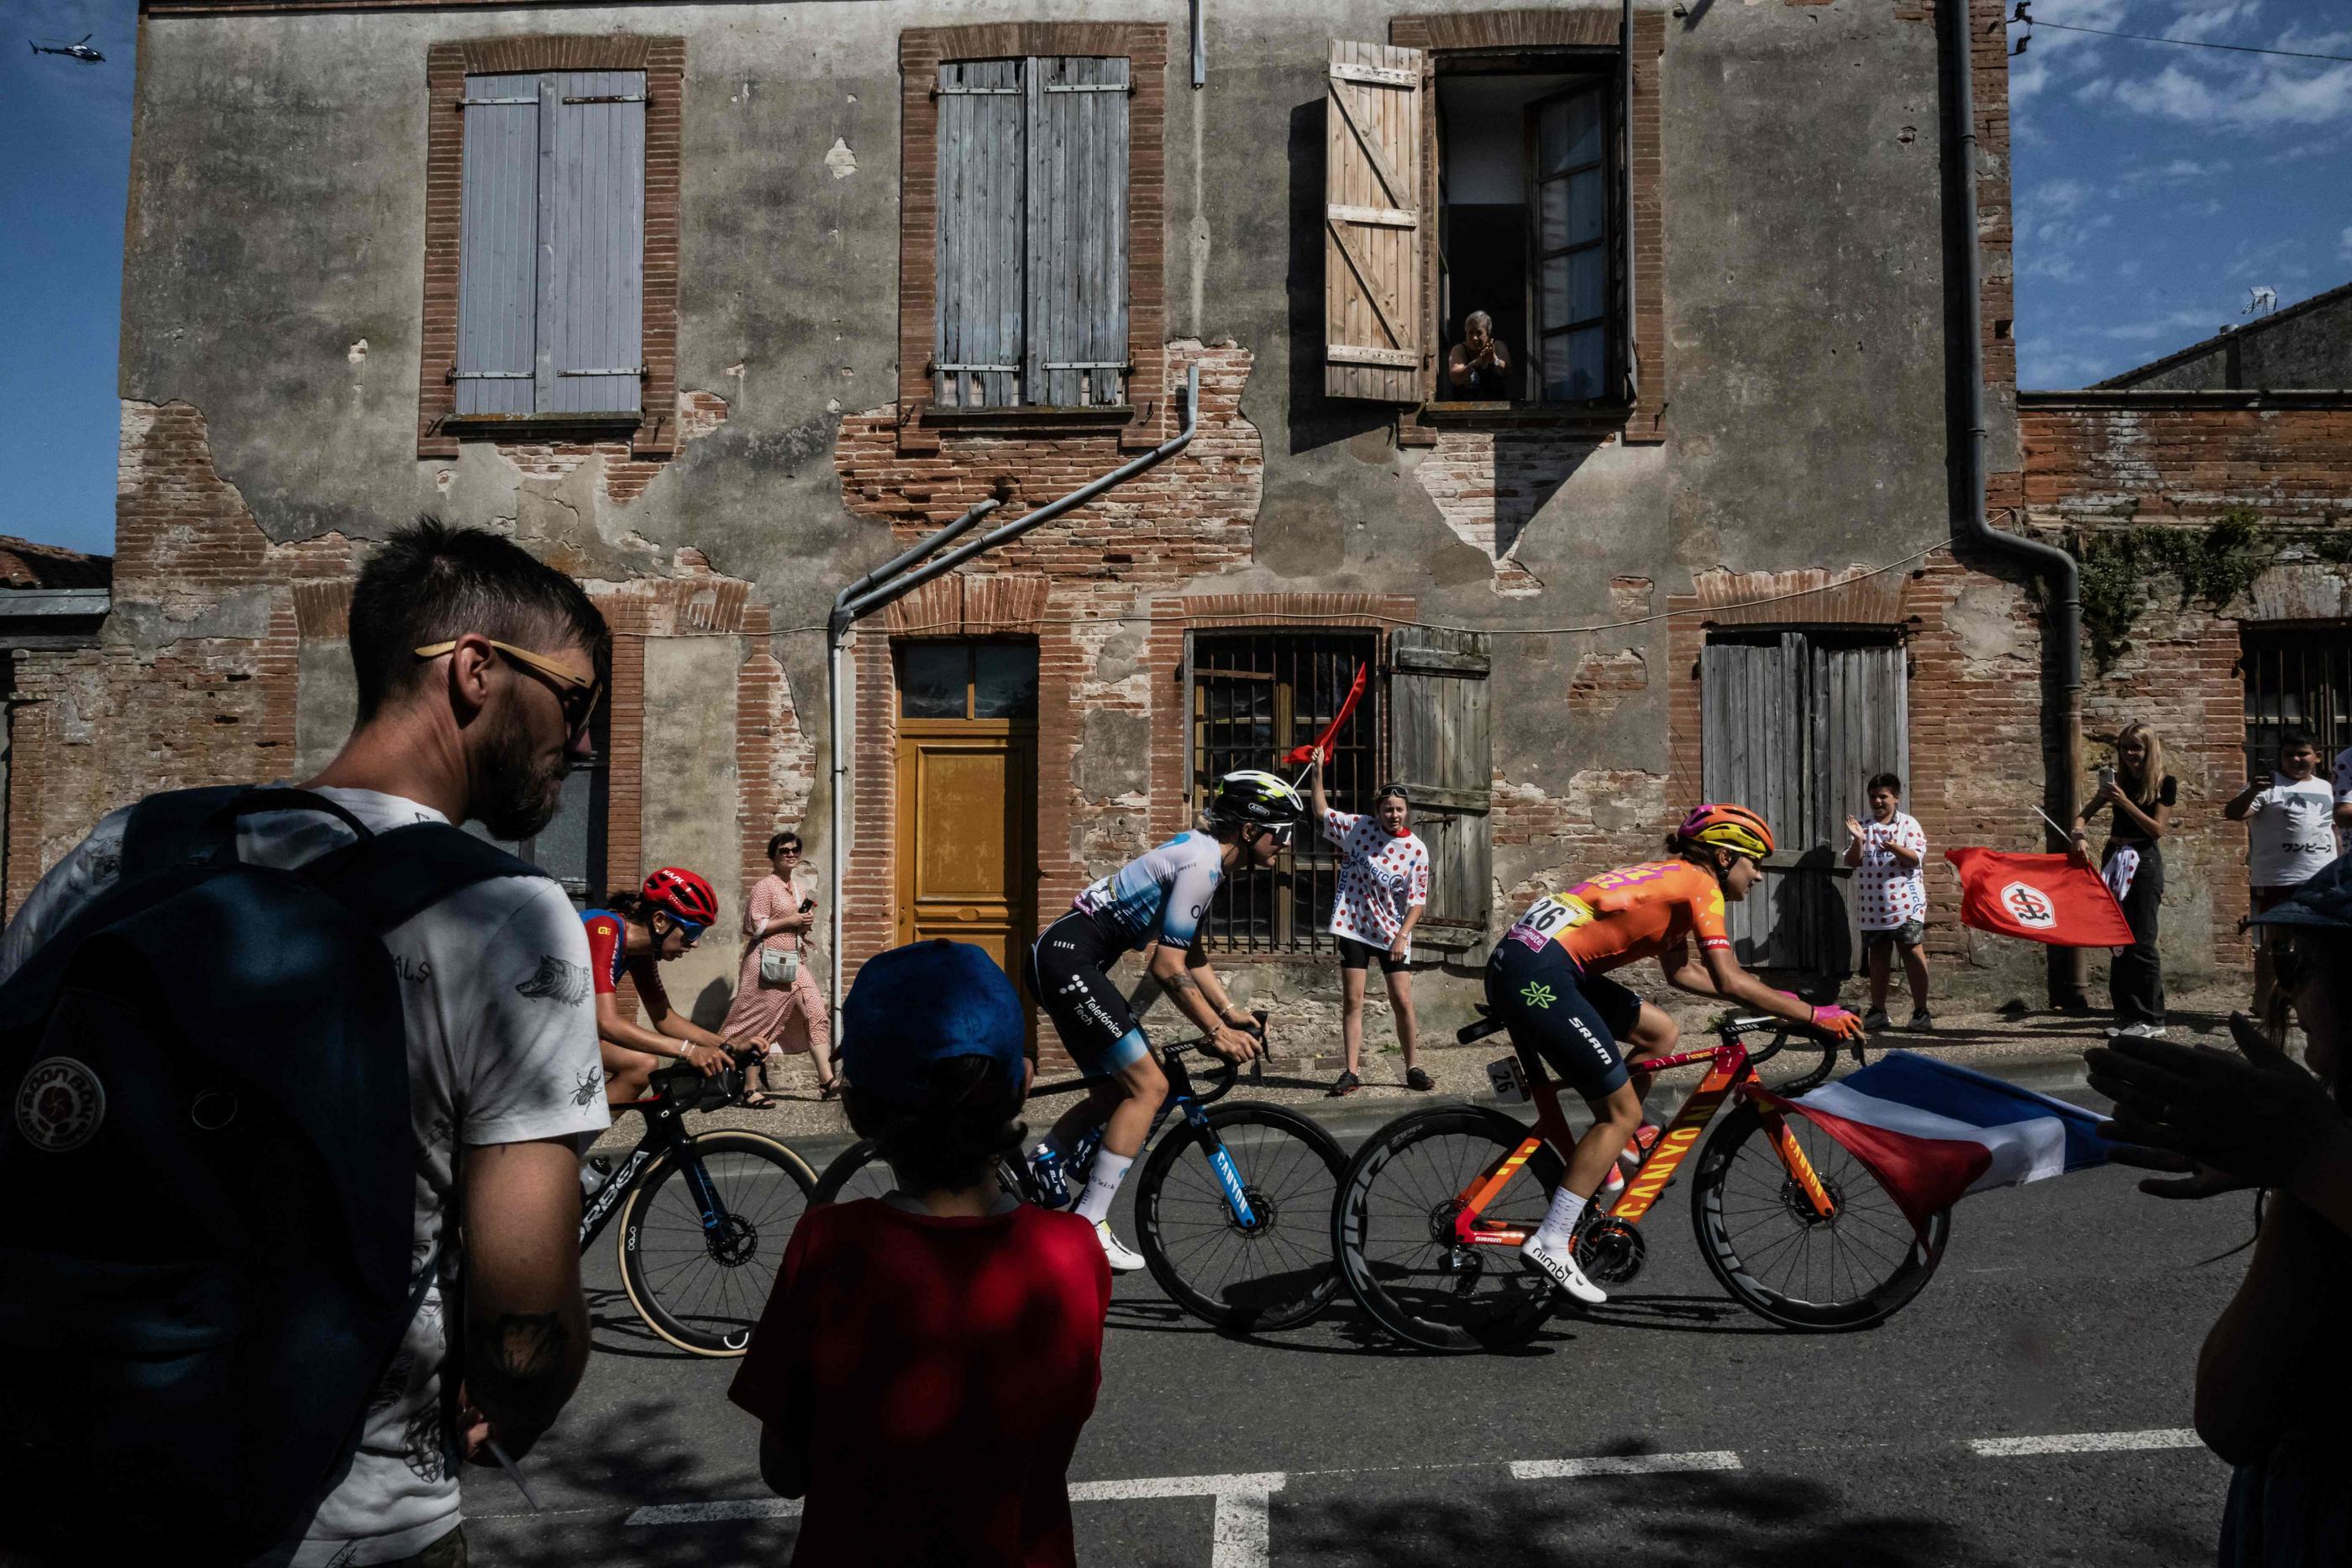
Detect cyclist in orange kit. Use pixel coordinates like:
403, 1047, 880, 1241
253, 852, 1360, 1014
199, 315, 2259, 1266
1488, 803, 1866, 1303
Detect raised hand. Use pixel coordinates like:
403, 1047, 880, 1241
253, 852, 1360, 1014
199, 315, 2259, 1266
2084, 1013, 2342, 1193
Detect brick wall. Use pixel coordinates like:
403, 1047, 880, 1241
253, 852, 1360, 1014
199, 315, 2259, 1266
2022, 396, 2352, 527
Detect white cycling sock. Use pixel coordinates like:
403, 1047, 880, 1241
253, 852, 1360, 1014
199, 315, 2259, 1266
1074, 1149, 1137, 1225
1530, 1186, 1587, 1253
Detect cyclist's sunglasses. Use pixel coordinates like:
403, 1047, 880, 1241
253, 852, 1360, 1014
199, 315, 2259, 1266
413, 638, 603, 741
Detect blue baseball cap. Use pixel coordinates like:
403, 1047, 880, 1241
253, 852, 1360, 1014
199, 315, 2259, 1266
839, 940, 1026, 1106
2250, 852, 2352, 931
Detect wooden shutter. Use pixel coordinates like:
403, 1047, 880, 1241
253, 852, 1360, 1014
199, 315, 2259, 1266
454, 74, 539, 417
541, 71, 645, 416
1324, 42, 1425, 401
1027, 56, 1130, 407
935, 59, 1026, 410
1388, 627, 1491, 952
1703, 635, 1907, 977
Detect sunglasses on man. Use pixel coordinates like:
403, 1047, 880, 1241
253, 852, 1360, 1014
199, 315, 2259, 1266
414, 638, 604, 740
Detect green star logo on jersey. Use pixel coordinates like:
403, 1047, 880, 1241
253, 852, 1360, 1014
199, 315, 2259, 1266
1520, 981, 1557, 1010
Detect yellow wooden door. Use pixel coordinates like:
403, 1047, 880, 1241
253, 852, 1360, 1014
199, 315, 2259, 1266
893, 642, 1038, 994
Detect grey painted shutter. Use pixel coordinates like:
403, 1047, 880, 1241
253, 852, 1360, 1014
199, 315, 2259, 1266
1026, 56, 1130, 407
1704, 636, 1908, 977
1388, 627, 1492, 953
540, 70, 645, 416
455, 73, 540, 417
935, 59, 1026, 410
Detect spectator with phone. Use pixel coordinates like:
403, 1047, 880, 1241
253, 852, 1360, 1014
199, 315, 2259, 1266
1844, 772, 1931, 1032
2224, 731, 2339, 1019
2071, 721, 2176, 1038
722, 829, 837, 1104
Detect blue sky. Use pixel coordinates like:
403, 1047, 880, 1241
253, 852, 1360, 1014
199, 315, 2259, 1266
2008, 0, 2352, 388
0, 0, 2344, 557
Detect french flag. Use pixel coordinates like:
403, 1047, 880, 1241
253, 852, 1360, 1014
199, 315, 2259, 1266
1751, 1051, 2111, 1238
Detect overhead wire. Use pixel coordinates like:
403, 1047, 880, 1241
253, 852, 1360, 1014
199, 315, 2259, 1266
2007, 6, 2352, 65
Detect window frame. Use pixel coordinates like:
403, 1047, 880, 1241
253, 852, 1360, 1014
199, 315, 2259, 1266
1391, 12, 1666, 443
1186, 629, 1382, 957
418, 35, 684, 460
896, 23, 1168, 454
468, 700, 612, 905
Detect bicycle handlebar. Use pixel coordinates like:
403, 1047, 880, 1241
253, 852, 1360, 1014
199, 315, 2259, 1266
1026, 1011, 1263, 1104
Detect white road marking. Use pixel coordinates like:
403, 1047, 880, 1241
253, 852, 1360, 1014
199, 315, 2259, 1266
1069, 1472, 1285, 1568
1968, 1429, 2204, 1458
1511, 1450, 1743, 1479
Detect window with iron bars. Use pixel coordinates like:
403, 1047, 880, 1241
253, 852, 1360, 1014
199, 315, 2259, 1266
1190, 632, 1380, 954
2243, 627, 2352, 778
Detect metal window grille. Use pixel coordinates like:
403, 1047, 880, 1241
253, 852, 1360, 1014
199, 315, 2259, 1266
1190, 632, 1379, 954
2242, 628, 2352, 778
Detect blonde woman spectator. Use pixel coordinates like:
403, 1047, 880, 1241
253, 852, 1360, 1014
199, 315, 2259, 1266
2071, 721, 2176, 1039
722, 831, 837, 1104
1308, 747, 1431, 1095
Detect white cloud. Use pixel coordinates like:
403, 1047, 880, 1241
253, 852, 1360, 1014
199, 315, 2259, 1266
2111, 60, 2352, 128
2164, 1, 2263, 45
2121, 156, 2231, 183
2104, 308, 2221, 342
2074, 76, 2115, 103
2030, 177, 2096, 215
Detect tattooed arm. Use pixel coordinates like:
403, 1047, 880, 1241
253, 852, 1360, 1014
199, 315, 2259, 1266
456, 1136, 591, 1460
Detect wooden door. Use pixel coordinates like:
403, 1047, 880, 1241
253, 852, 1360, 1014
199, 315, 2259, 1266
893, 642, 1038, 993
1703, 632, 1907, 978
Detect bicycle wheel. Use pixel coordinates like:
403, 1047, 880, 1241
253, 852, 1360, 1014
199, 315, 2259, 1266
1136, 1104, 1346, 1333
811, 1139, 893, 1205
618, 1130, 817, 1356
1331, 1106, 1565, 1354
1690, 1099, 1950, 1331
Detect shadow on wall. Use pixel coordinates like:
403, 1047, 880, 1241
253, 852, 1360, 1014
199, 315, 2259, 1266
1488, 429, 1597, 563
1289, 98, 1402, 457
692, 975, 734, 1032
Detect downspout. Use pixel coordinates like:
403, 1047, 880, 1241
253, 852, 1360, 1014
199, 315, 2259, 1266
1622, 0, 1636, 403
826, 364, 1203, 1026
1941, 0, 2087, 1008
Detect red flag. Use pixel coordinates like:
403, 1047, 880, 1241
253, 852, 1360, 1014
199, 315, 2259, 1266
1284, 663, 1368, 766
1945, 847, 2134, 947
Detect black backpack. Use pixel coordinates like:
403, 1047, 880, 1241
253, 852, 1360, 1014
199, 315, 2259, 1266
0, 786, 541, 1561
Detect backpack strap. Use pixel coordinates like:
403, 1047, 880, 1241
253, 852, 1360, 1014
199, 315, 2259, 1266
307, 822, 546, 935
122, 786, 380, 871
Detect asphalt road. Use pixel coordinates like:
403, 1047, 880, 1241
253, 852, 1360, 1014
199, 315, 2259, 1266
462, 1094, 2251, 1567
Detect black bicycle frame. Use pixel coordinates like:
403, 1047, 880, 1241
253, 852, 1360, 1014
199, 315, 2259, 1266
579, 1094, 726, 1253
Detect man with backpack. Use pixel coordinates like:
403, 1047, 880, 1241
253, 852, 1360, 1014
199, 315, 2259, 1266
0, 519, 611, 1565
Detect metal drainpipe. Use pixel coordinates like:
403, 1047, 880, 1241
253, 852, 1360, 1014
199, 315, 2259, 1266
825, 364, 1204, 1027
1942, 0, 2087, 1008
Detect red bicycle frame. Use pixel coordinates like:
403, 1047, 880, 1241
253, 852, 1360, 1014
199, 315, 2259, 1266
1452, 1033, 1836, 1247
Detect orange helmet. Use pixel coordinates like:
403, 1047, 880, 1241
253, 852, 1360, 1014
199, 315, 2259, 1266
1676, 803, 1774, 861
640, 866, 719, 929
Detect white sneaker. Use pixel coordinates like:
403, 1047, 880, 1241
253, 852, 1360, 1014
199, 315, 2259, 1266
1094, 1220, 1147, 1272
1520, 1235, 1608, 1305
2113, 1023, 2167, 1040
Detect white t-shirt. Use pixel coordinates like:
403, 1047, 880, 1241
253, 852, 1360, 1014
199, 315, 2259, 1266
0, 788, 608, 1566
1320, 809, 1431, 952
1853, 811, 1929, 931
2246, 774, 2338, 889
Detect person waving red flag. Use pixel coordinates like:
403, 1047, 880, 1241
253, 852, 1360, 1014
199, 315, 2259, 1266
1945, 847, 2134, 947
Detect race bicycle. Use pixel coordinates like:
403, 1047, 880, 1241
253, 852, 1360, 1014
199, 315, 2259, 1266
580, 1057, 817, 1356
1331, 1010, 1950, 1352
811, 1019, 1347, 1332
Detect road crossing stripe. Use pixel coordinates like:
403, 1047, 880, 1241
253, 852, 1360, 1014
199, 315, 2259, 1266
1068, 1471, 1287, 1502
1511, 1451, 1743, 1479
1968, 1429, 2203, 1457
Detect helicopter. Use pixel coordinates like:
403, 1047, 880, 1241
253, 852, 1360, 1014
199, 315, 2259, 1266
29, 34, 104, 63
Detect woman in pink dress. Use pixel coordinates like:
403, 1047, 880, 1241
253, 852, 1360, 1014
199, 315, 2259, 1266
723, 830, 838, 1104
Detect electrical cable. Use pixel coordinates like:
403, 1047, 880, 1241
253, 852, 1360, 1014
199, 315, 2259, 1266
2013, 12, 2352, 66
780, 538, 1954, 642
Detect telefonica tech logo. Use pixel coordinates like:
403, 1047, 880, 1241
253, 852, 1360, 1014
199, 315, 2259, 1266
1999, 882, 2056, 930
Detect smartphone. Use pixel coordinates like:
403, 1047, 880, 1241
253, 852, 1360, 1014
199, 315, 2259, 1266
800, 897, 816, 913
2097, 765, 2115, 791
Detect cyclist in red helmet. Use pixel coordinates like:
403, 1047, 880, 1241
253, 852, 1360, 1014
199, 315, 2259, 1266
581, 867, 744, 1106
1492, 804, 1866, 1304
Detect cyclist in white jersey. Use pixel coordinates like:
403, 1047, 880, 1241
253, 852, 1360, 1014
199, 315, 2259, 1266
1025, 770, 1301, 1270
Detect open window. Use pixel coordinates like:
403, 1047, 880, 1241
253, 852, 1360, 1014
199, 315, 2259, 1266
1326, 34, 1631, 411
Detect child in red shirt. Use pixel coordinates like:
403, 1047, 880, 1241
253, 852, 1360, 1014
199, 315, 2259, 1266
728, 940, 1112, 1568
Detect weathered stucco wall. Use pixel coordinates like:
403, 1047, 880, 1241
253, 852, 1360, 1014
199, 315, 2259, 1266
34, 0, 2080, 1046
642, 633, 746, 1027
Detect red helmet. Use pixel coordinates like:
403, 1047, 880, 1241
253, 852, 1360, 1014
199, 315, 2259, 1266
641, 866, 719, 928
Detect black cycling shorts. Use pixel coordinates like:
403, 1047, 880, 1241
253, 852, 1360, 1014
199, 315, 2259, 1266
1336, 935, 1408, 974
1024, 911, 1152, 1078
1484, 934, 1638, 1098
